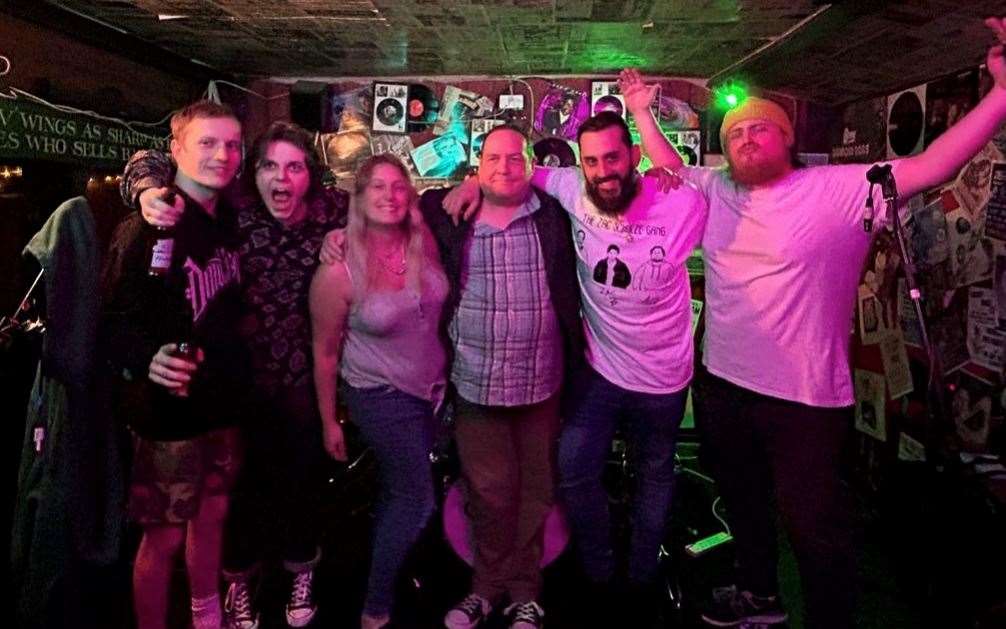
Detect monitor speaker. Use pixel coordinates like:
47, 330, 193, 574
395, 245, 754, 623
290, 81, 334, 132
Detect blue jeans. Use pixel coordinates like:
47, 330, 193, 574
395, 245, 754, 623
343, 384, 436, 617
558, 364, 687, 584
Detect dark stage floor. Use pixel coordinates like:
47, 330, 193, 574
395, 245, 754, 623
39, 440, 937, 629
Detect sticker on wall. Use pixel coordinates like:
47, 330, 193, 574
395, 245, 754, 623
499, 93, 525, 111
854, 369, 887, 442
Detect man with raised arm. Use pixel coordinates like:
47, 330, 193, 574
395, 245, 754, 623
620, 16, 1006, 629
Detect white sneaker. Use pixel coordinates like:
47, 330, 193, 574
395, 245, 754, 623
223, 580, 259, 629
285, 569, 318, 627
504, 601, 544, 629
444, 593, 492, 629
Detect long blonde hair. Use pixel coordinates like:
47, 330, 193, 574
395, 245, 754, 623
346, 154, 444, 295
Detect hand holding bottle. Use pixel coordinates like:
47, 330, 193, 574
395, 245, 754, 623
148, 342, 203, 397
140, 187, 185, 228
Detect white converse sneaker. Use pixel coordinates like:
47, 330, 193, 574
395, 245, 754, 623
504, 601, 544, 629
285, 569, 318, 627
223, 580, 259, 629
444, 593, 492, 629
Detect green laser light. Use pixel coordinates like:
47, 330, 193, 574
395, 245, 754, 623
713, 82, 749, 111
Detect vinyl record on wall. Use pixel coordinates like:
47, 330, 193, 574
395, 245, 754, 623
533, 137, 577, 168
376, 99, 404, 126
407, 84, 439, 132
887, 84, 926, 159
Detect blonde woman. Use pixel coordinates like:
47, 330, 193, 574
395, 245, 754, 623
310, 154, 448, 629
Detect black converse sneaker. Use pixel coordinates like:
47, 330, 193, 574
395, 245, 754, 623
701, 586, 787, 627
444, 593, 492, 629
223, 579, 259, 629
504, 601, 544, 629
285, 569, 318, 627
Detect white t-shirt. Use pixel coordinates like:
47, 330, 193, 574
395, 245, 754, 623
536, 167, 708, 394
685, 163, 891, 407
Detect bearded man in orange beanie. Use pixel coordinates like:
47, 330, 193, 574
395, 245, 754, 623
621, 15, 1006, 629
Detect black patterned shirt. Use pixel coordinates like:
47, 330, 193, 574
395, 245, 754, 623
237, 201, 343, 393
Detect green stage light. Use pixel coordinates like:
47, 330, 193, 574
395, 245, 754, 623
713, 82, 748, 111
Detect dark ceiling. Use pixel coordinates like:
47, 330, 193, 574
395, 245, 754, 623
32, 0, 1006, 105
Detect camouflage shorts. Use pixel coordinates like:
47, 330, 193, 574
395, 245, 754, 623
127, 427, 243, 525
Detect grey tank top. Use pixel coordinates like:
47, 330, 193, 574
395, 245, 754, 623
339, 263, 448, 406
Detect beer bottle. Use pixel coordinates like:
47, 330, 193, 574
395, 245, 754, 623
147, 189, 178, 277
172, 341, 197, 398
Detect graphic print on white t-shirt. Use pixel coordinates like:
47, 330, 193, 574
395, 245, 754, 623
535, 166, 707, 394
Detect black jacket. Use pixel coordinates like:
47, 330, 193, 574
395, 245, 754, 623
100, 192, 251, 440
419, 185, 584, 378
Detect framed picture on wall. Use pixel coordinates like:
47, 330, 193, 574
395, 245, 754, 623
372, 82, 408, 134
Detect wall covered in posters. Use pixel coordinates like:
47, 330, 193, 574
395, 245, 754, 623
266, 76, 802, 191
301, 76, 714, 189
843, 64, 1006, 495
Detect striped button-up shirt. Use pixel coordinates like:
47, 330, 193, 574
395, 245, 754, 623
449, 194, 563, 406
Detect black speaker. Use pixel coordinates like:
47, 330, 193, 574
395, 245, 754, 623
290, 81, 334, 132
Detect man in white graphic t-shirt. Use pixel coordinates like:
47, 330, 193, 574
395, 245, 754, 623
621, 16, 1006, 628
446, 109, 708, 625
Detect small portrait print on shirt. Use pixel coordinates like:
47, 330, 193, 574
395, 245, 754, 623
633, 245, 674, 304
593, 244, 631, 289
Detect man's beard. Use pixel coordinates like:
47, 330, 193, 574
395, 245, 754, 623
586, 171, 638, 216
729, 147, 791, 186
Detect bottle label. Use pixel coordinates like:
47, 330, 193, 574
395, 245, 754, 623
149, 237, 174, 273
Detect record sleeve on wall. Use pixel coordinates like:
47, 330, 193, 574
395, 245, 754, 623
591, 80, 625, 119
924, 70, 978, 148
830, 96, 886, 164
887, 84, 926, 159
411, 135, 467, 178
469, 119, 504, 167
372, 82, 408, 134
667, 130, 702, 167
534, 87, 589, 140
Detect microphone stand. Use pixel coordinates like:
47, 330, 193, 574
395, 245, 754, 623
867, 165, 948, 465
